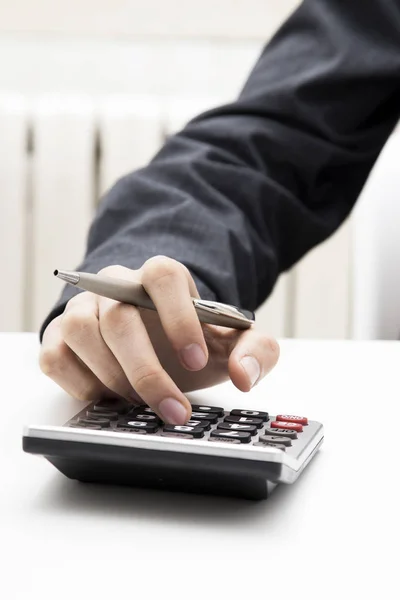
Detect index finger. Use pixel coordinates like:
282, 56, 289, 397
141, 256, 209, 371
98, 297, 192, 425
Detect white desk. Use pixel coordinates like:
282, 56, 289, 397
1, 333, 398, 599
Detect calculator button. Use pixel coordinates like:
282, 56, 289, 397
69, 423, 102, 430
271, 421, 303, 433
86, 410, 119, 420
186, 419, 211, 430
129, 406, 157, 416
160, 432, 194, 439
264, 427, 298, 439
230, 409, 269, 422
209, 437, 241, 444
191, 412, 218, 424
118, 421, 159, 433
78, 417, 110, 428
129, 412, 161, 424
276, 415, 308, 425
191, 405, 224, 416
163, 425, 204, 438
259, 435, 292, 447
217, 422, 257, 436
210, 430, 251, 443
224, 415, 263, 428
254, 442, 286, 451
93, 398, 131, 414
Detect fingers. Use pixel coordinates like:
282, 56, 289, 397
141, 256, 208, 371
227, 329, 280, 392
60, 292, 137, 401
98, 295, 192, 424
40, 259, 278, 426
40, 315, 106, 402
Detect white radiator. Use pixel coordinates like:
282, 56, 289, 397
0, 92, 355, 337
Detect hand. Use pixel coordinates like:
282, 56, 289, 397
40, 257, 279, 424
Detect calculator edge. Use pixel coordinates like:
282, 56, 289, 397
23, 421, 324, 479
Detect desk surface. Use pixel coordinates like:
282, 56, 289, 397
1, 333, 398, 599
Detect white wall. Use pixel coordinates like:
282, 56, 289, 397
0, 1, 300, 98
0, 1, 300, 39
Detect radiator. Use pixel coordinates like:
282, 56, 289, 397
0, 92, 352, 337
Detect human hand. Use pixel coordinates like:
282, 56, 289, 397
40, 258, 279, 424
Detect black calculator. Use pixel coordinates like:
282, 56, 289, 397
23, 398, 324, 500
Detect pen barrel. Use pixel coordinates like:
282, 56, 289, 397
194, 307, 252, 330
71, 272, 253, 329
76, 273, 156, 311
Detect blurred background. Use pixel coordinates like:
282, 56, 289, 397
0, 1, 399, 339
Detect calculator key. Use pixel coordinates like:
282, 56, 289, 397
217, 422, 257, 436
271, 421, 303, 433
86, 410, 119, 420
186, 419, 211, 430
210, 430, 251, 443
264, 427, 298, 439
224, 415, 263, 428
69, 423, 101, 430
93, 398, 131, 414
191, 412, 218, 424
163, 425, 204, 438
276, 415, 308, 425
254, 442, 286, 451
129, 406, 157, 417
230, 409, 269, 422
128, 412, 161, 424
208, 437, 241, 444
191, 405, 224, 416
118, 421, 159, 433
259, 435, 292, 447
78, 417, 110, 428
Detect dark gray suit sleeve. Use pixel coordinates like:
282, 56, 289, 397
40, 0, 400, 337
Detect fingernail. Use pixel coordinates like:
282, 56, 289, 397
240, 355, 260, 387
159, 397, 189, 425
180, 343, 207, 371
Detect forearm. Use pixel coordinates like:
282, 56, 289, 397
41, 0, 400, 337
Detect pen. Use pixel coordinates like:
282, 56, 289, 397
54, 269, 255, 330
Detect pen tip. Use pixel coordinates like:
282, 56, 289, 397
52, 269, 80, 285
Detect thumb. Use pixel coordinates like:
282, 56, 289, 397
227, 329, 280, 392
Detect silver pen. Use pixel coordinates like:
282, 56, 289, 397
54, 269, 255, 330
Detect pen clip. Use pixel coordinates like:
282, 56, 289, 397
192, 299, 255, 327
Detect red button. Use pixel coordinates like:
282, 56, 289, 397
271, 421, 303, 432
276, 415, 308, 426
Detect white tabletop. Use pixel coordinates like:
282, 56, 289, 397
1, 333, 399, 599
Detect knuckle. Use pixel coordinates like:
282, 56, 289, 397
100, 303, 139, 339
142, 256, 182, 287
131, 363, 164, 394
97, 264, 130, 278
42, 314, 62, 340
61, 309, 95, 342
144, 255, 174, 268
39, 343, 69, 377
65, 291, 90, 307
97, 264, 123, 276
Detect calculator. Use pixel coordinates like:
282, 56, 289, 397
23, 398, 324, 500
